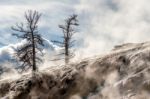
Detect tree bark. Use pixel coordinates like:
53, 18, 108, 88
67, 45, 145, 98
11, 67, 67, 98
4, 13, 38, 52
31, 32, 36, 71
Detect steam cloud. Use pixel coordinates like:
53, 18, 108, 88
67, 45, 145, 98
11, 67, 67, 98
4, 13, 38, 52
0, 0, 150, 58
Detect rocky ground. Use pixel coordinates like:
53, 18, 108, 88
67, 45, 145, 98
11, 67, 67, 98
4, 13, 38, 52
1, 42, 150, 99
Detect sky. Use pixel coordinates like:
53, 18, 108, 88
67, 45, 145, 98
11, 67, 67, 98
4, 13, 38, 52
0, 0, 150, 58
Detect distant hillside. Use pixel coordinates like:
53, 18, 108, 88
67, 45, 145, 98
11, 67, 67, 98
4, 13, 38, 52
1, 42, 150, 99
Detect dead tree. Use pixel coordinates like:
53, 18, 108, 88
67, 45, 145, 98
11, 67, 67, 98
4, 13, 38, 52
12, 10, 44, 72
52, 14, 79, 65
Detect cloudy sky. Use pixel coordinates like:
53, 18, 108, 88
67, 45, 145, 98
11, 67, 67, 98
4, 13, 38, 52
0, 0, 150, 58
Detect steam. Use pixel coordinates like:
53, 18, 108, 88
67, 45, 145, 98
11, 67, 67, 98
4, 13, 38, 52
0, 42, 150, 99
0, 0, 150, 99
0, 38, 61, 78
0, 0, 150, 59
73, 0, 150, 58
1, 0, 150, 67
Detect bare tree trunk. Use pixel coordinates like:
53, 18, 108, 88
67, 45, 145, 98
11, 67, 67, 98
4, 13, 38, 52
65, 23, 70, 65
52, 14, 78, 65
65, 39, 69, 65
31, 32, 36, 71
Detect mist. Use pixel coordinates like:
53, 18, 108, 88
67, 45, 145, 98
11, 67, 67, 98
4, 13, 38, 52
0, 0, 150, 99
0, 0, 150, 58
